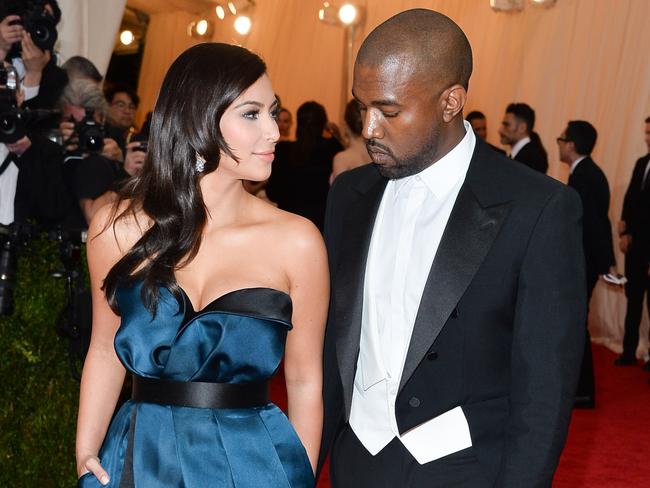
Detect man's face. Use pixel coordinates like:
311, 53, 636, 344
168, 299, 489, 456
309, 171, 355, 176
63, 103, 102, 124
107, 92, 137, 129
556, 129, 573, 164
499, 113, 526, 146
645, 122, 650, 153
469, 117, 487, 140
353, 58, 442, 179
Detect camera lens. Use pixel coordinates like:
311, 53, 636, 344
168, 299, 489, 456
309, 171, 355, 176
0, 237, 17, 316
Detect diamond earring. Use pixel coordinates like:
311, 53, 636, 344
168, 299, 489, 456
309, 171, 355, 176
195, 156, 205, 173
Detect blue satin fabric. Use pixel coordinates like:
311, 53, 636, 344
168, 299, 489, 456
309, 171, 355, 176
78, 283, 314, 488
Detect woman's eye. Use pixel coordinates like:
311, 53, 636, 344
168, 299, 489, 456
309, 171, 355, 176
243, 110, 260, 120
270, 109, 279, 120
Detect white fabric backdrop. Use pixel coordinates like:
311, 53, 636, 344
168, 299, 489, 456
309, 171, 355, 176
57, 0, 127, 76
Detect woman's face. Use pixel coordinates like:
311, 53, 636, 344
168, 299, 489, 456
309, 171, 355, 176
218, 74, 279, 181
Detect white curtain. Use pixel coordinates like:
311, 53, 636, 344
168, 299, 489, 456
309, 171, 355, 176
57, 0, 127, 76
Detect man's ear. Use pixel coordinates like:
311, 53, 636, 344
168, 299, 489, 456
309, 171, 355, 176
440, 85, 467, 123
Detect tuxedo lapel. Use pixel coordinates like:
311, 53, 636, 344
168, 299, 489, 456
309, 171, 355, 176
399, 142, 511, 391
334, 173, 387, 417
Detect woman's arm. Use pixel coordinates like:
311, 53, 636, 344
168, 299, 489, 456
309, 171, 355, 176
75, 204, 128, 484
283, 219, 329, 474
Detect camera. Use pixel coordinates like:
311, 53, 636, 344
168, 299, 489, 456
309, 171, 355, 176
3, 0, 58, 53
0, 226, 18, 316
73, 108, 105, 153
0, 66, 58, 143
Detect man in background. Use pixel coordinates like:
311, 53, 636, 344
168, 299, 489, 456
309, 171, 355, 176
558, 120, 615, 408
466, 110, 505, 155
499, 102, 548, 173
616, 116, 650, 368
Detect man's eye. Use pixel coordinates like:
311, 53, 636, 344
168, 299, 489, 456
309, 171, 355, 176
382, 111, 399, 118
243, 110, 260, 120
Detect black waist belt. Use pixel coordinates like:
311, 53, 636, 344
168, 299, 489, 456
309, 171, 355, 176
131, 375, 269, 409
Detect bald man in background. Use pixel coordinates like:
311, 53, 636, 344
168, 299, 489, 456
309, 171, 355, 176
320, 9, 585, 487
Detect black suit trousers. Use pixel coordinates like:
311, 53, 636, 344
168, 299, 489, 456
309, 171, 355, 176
330, 424, 491, 488
576, 274, 598, 400
622, 246, 650, 358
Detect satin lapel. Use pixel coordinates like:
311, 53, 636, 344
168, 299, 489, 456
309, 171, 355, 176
335, 176, 387, 417
398, 147, 510, 392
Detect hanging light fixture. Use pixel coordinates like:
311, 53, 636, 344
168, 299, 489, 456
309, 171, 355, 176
489, 0, 524, 12
529, 0, 557, 7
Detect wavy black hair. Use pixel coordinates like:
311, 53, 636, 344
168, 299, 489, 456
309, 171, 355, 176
102, 43, 267, 314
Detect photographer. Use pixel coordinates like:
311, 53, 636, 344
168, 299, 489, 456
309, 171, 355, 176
0, 0, 67, 111
0, 64, 72, 229
59, 79, 142, 226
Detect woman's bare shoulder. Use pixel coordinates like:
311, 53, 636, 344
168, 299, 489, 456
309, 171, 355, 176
87, 200, 151, 258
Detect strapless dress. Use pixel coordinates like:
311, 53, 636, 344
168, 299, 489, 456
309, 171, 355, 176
78, 282, 314, 487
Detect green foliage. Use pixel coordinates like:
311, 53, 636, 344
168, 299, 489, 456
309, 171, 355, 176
0, 236, 81, 487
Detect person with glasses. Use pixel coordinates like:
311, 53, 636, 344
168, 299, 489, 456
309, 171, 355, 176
105, 83, 139, 147
557, 120, 616, 408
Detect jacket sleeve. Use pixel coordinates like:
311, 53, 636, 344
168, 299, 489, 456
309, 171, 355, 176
496, 186, 586, 487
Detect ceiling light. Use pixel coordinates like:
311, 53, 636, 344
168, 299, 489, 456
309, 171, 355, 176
228, 1, 237, 15
234, 15, 251, 35
119, 30, 134, 46
215, 5, 225, 19
338, 4, 357, 25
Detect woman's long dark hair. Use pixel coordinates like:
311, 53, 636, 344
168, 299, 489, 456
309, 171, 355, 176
102, 43, 267, 314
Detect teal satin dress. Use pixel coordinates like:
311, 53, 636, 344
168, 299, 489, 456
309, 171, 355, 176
78, 282, 314, 487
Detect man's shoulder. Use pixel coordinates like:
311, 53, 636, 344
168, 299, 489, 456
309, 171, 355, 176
478, 146, 569, 206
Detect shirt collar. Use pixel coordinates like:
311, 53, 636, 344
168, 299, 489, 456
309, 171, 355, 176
570, 155, 587, 174
510, 136, 531, 158
392, 120, 476, 200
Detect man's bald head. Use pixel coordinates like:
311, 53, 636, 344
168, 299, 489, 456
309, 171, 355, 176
356, 9, 472, 91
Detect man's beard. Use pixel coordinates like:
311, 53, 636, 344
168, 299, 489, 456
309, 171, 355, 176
366, 128, 440, 180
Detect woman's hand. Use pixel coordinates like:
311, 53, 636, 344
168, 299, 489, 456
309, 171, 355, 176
78, 454, 110, 485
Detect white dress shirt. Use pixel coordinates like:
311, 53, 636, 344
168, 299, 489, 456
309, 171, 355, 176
349, 121, 476, 463
510, 136, 531, 159
0, 144, 18, 225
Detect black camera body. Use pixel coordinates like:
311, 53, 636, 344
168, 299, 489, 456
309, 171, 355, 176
73, 109, 105, 153
3, 0, 58, 53
0, 66, 58, 143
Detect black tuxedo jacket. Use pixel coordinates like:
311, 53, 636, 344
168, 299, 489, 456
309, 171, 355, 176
621, 154, 650, 256
320, 140, 586, 486
568, 157, 615, 282
514, 140, 548, 174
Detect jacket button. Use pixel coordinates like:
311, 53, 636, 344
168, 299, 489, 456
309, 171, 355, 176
426, 351, 438, 361
409, 396, 421, 408
451, 307, 459, 319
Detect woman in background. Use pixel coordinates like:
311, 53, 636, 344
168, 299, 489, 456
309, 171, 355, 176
75, 43, 328, 487
330, 99, 371, 183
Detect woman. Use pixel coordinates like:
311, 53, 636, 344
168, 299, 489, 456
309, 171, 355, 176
330, 99, 371, 183
266, 101, 342, 231
76, 43, 328, 487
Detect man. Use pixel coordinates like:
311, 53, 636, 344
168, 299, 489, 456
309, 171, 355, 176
59, 79, 142, 227
558, 120, 615, 408
615, 116, 650, 367
0, 66, 71, 229
105, 83, 139, 147
0, 0, 67, 111
321, 9, 585, 487
499, 103, 548, 173
466, 110, 505, 155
